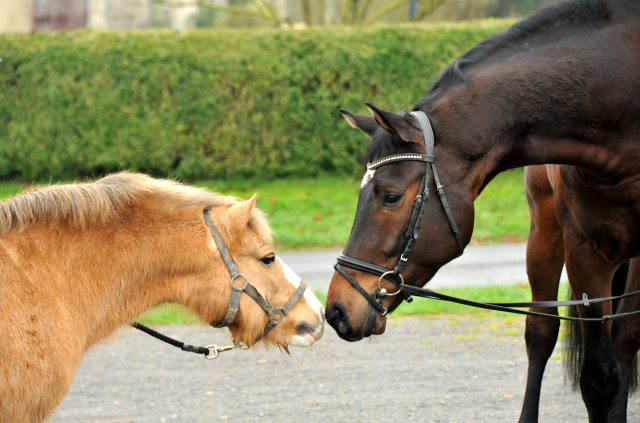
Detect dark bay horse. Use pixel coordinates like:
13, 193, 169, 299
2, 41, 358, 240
325, 1, 640, 422
524, 164, 636, 422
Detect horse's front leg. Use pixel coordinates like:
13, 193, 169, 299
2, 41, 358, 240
519, 167, 565, 423
565, 244, 620, 423
610, 258, 640, 423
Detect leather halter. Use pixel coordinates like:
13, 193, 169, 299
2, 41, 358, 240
335, 110, 464, 316
203, 211, 307, 338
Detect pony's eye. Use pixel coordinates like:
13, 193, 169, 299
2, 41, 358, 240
385, 195, 401, 205
260, 255, 275, 265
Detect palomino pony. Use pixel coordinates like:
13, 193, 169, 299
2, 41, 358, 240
325, 0, 640, 422
0, 172, 324, 423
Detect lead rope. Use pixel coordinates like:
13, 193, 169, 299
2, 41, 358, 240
129, 321, 246, 360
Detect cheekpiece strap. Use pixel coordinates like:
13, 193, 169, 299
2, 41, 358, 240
204, 212, 241, 278
204, 211, 246, 328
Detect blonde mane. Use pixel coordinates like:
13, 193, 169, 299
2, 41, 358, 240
0, 172, 271, 240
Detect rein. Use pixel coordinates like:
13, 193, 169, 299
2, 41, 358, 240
399, 285, 640, 322
336, 110, 640, 322
130, 210, 307, 359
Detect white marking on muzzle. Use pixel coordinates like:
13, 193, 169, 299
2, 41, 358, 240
361, 168, 375, 188
277, 257, 324, 347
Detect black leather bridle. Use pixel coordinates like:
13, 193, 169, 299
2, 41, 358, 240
333, 111, 640, 323
335, 111, 464, 316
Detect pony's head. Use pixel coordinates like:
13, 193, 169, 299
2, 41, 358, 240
194, 195, 324, 349
325, 104, 476, 341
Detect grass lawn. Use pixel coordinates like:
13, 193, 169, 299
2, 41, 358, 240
0, 168, 529, 250
137, 283, 571, 325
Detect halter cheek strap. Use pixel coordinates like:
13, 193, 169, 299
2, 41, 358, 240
204, 211, 307, 337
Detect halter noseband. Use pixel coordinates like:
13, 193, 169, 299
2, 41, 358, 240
204, 211, 307, 339
335, 110, 464, 316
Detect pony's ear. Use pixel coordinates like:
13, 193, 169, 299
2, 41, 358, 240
339, 108, 378, 138
365, 101, 421, 143
228, 194, 258, 228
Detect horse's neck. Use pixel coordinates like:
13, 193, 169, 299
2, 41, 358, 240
427, 22, 640, 192
12, 215, 214, 349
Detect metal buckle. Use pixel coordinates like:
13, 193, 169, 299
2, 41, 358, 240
400, 254, 408, 262
230, 273, 247, 287
269, 306, 285, 322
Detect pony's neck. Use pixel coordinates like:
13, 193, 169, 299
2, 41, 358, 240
18, 209, 224, 350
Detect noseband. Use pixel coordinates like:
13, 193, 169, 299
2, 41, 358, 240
203, 211, 308, 339
335, 111, 464, 316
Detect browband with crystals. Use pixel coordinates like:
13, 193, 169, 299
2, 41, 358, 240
367, 154, 436, 170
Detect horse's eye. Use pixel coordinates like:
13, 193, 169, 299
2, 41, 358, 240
260, 255, 275, 265
385, 195, 401, 205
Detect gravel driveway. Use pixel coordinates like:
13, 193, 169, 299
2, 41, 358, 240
48, 316, 640, 423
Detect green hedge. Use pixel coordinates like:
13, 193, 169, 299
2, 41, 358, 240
0, 20, 514, 181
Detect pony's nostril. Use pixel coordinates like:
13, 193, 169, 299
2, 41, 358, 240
296, 322, 315, 335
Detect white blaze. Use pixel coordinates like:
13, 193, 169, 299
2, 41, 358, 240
361, 168, 375, 188
277, 257, 325, 347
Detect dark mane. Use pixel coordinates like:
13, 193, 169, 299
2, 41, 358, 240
426, 0, 613, 95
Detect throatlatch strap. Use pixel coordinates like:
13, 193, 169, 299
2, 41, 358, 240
411, 110, 464, 257
431, 165, 464, 256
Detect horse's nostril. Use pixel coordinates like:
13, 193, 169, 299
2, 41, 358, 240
326, 302, 352, 335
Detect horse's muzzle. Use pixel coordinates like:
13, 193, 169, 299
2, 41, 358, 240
326, 301, 384, 341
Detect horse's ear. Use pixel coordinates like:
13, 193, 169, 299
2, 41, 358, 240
365, 101, 421, 143
228, 194, 258, 228
339, 108, 378, 138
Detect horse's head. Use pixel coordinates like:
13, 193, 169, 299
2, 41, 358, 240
326, 103, 476, 341
197, 195, 324, 349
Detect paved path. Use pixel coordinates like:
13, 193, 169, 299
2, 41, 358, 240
280, 243, 568, 292
49, 317, 639, 423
